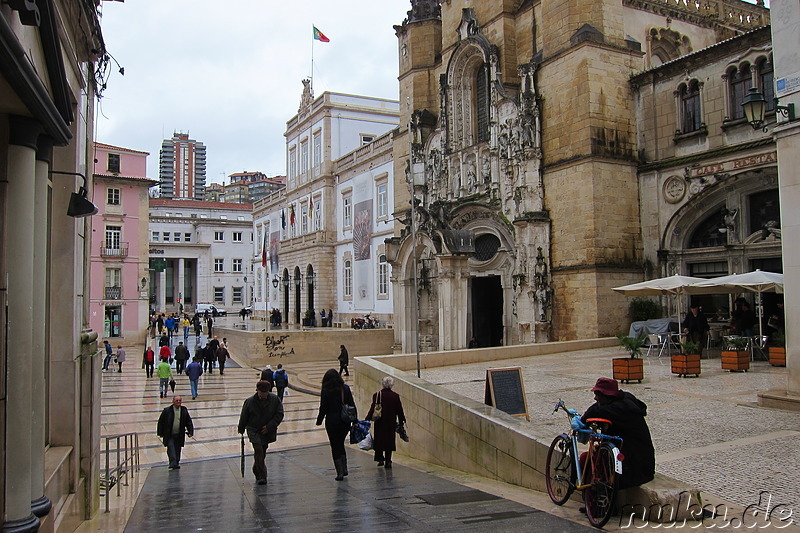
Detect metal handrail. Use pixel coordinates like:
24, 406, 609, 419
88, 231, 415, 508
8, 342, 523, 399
100, 432, 140, 513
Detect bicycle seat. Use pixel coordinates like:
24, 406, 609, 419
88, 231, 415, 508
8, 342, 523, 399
585, 418, 612, 433
585, 418, 612, 425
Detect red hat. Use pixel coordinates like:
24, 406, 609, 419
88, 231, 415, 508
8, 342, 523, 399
591, 377, 621, 397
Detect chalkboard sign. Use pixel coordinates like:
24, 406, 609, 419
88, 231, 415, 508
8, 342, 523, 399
484, 367, 529, 421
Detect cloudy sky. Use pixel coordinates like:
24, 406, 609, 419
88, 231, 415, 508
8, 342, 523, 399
95, 0, 411, 184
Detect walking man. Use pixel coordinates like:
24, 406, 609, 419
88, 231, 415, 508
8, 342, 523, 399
174, 341, 189, 375
157, 358, 173, 398
102, 340, 113, 371
338, 345, 350, 376
185, 356, 203, 400
156, 396, 193, 470
238, 381, 284, 485
182, 315, 190, 343
273, 364, 288, 402
216, 342, 229, 376
143, 345, 155, 378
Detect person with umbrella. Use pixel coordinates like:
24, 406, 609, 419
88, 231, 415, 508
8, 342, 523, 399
238, 381, 284, 485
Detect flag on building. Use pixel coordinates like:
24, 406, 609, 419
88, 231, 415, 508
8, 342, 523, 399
261, 228, 268, 268
281, 209, 286, 229
290, 205, 296, 226
308, 196, 314, 218
313, 26, 330, 42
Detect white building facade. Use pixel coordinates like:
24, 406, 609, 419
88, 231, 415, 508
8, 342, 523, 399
252, 85, 399, 326
149, 199, 253, 313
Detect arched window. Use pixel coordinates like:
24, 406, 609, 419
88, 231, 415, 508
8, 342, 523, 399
757, 58, 775, 113
688, 209, 727, 249
378, 254, 388, 296
728, 64, 752, 120
679, 81, 702, 133
344, 259, 352, 298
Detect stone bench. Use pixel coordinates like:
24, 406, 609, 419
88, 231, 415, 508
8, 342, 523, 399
615, 474, 702, 524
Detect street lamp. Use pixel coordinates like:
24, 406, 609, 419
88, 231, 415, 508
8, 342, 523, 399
293, 274, 301, 290
742, 87, 796, 131
282, 273, 290, 289
272, 275, 280, 289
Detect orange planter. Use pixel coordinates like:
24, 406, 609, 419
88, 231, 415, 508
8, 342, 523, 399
613, 357, 644, 383
769, 347, 786, 367
721, 350, 749, 372
672, 354, 701, 377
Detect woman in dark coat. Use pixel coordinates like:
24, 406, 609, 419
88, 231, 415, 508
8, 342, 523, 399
581, 377, 655, 489
365, 376, 406, 468
315, 369, 357, 480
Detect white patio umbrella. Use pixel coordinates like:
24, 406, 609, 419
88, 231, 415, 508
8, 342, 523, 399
612, 274, 707, 329
688, 270, 784, 339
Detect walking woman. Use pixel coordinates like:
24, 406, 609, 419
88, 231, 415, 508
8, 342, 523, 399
365, 376, 406, 468
315, 369, 357, 481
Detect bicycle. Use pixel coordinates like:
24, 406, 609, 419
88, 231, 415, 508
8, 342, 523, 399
545, 399, 624, 528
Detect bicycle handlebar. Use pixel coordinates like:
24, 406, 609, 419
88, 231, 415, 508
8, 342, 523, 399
552, 399, 623, 445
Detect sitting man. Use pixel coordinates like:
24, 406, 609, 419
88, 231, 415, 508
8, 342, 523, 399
581, 377, 655, 489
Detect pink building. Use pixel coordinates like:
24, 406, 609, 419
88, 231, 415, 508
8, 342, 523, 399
89, 143, 156, 343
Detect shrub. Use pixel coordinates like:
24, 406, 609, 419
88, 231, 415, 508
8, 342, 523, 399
630, 297, 662, 321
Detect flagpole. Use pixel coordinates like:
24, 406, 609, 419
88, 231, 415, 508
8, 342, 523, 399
310, 24, 315, 88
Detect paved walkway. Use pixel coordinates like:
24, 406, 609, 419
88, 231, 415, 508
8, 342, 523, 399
80, 325, 800, 531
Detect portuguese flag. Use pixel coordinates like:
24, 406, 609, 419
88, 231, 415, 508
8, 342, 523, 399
313, 26, 330, 42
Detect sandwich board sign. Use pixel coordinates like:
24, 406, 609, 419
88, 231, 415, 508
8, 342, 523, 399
484, 366, 529, 421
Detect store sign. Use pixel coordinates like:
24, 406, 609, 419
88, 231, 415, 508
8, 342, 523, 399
688, 151, 777, 179
776, 73, 800, 98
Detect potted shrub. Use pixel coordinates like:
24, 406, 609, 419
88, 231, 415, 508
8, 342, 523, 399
721, 337, 750, 372
672, 340, 701, 378
769, 331, 786, 367
614, 333, 645, 384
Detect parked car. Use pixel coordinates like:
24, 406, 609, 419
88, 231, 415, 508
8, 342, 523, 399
195, 303, 227, 317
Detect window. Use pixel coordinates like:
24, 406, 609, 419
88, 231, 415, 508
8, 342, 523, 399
105, 268, 122, 299
361, 134, 374, 145
758, 58, 775, 113
232, 286, 243, 304
378, 254, 388, 296
343, 195, 352, 227
152, 231, 160, 242
313, 196, 322, 230
214, 259, 224, 272
376, 182, 388, 218
163, 232, 170, 242
233, 258, 243, 273
184, 233, 191, 242
107, 188, 120, 205
289, 147, 297, 184
214, 231, 224, 241
220, 215, 228, 220
475, 63, 490, 142
344, 259, 352, 298
107, 153, 120, 173
679, 81, 702, 133
313, 132, 322, 167
300, 139, 309, 177
232, 231, 243, 242
301, 204, 308, 234
214, 287, 225, 303
105, 226, 121, 250
728, 64, 752, 120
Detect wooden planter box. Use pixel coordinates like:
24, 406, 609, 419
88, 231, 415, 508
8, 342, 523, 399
769, 347, 786, 367
721, 350, 750, 372
671, 353, 701, 378
613, 357, 644, 383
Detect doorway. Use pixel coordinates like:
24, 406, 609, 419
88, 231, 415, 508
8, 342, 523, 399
105, 306, 121, 338
471, 276, 503, 347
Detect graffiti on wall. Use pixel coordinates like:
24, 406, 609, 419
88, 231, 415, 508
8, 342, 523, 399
264, 334, 295, 358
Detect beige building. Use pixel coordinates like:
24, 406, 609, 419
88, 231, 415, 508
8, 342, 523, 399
1, 2, 107, 531
389, 0, 769, 352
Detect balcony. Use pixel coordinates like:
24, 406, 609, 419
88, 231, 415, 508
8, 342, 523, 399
104, 286, 122, 300
101, 243, 129, 258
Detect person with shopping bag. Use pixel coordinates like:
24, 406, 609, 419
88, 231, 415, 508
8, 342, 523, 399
365, 376, 406, 469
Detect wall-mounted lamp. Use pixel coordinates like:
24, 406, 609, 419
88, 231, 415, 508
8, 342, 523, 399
742, 88, 796, 132
272, 275, 280, 288
50, 171, 99, 217
282, 274, 290, 289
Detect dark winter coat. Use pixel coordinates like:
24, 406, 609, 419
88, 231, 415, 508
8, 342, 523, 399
216, 346, 229, 364
156, 405, 193, 448
316, 384, 356, 429
238, 392, 284, 444
366, 387, 406, 452
582, 391, 655, 489
174, 344, 190, 362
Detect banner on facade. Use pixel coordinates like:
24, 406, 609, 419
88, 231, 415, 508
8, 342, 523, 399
353, 200, 372, 261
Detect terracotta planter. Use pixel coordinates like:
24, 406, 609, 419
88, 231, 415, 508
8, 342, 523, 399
613, 357, 643, 383
721, 350, 750, 372
671, 353, 701, 378
769, 347, 786, 367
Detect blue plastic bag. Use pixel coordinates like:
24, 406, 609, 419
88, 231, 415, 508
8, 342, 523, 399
350, 420, 371, 444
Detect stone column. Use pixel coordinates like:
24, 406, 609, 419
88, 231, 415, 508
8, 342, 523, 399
4, 116, 41, 531
30, 138, 53, 519
157, 269, 167, 312
438, 255, 469, 350
177, 258, 185, 310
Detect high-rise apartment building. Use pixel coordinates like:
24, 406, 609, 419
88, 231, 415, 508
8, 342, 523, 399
158, 132, 207, 199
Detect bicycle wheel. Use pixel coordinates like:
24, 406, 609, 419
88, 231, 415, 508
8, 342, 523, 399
545, 434, 576, 505
584, 442, 620, 528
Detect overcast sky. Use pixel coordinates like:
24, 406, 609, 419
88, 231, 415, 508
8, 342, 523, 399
95, 0, 411, 185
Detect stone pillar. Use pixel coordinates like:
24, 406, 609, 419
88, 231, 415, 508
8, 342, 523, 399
157, 269, 166, 312
4, 116, 41, 531
30, 138, 53, 519
438, 255, 469, 350
177, 258, 185, 310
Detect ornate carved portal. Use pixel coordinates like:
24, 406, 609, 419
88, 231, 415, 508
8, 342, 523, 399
396, 9, 552, 351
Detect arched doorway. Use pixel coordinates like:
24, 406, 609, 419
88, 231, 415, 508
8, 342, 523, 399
306, 265, 315, 314
294, 266, 302, 324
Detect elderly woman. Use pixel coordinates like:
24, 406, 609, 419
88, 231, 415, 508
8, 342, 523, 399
365, 376, 406, 468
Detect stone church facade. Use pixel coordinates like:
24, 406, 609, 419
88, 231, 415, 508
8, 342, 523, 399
387, 0, 769, 351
